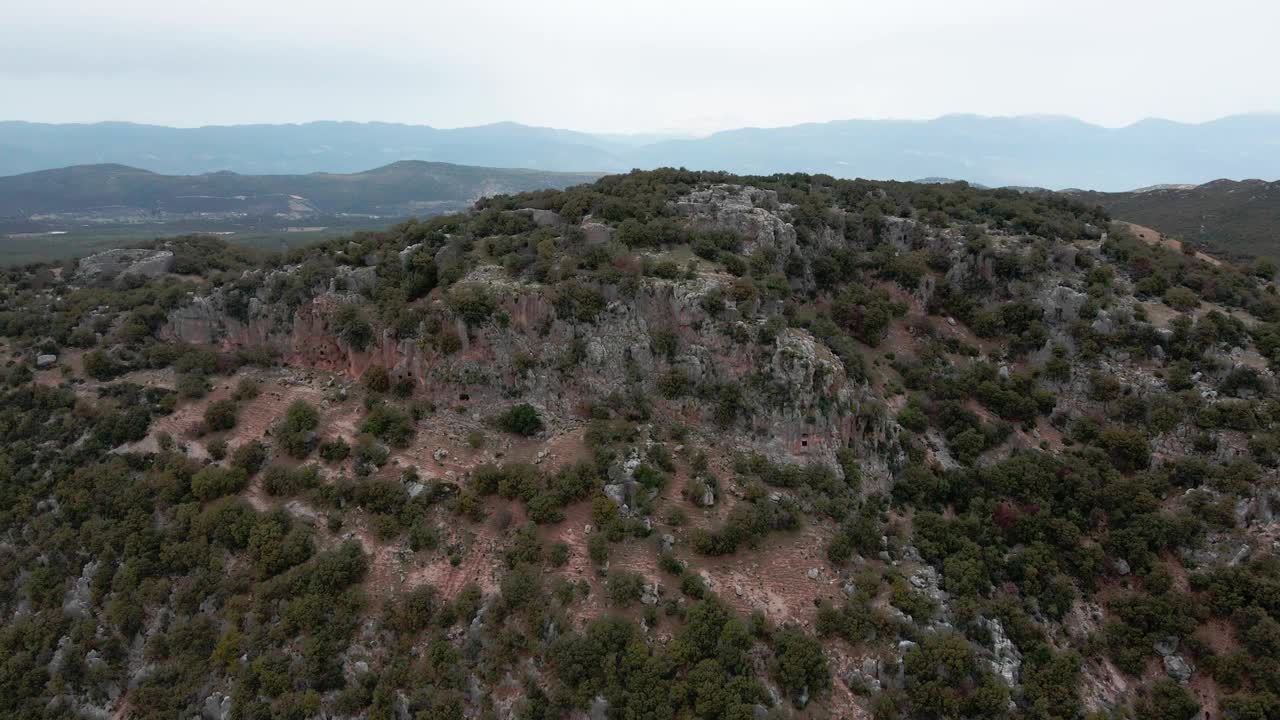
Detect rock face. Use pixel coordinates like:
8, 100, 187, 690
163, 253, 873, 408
201, 692, 231, 720
674, 184, 798, 261
985, 618, 1022, 687
76, 248, 175, 280
1038, 284, 1089, 323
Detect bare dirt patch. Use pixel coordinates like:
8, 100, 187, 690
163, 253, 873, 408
1123, 221, 1222, 268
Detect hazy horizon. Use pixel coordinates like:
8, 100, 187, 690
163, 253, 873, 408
6, 1, 1279, 135
6, 111, 1280, 137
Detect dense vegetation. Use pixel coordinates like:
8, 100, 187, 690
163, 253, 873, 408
1072, 179, 1280, 264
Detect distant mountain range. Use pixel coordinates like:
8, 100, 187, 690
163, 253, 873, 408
0, 161, 600, 224
1069, 179, 1280, 261
3, 115, 1279, 190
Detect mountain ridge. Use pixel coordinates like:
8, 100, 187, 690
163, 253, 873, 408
0, 160, 602, 220
1068, 177, 1280, 261
4, 114, 1279, 190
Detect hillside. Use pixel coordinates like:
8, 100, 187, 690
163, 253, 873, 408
1071, 179, 1280, 262
0, 161, 602, 221
1, 170, 1279, 720
4, 114, 1280, 190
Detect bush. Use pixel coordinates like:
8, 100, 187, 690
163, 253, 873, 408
83, 349, 121, 380
587, 534, 609, 565
262, 464, 320, 497
363, 365, 391, 393
1098, 426, 1151, 473
1163, 286, 1201, 312
1138, 679, 1200, 720
335, 305, 374, 350
606, 570, 646, 606
361, 402, 415, 447
231, 440, 268, 476
192, 465, 249, 501
499, 403, 544, 436
232, 378, 260, 401
177, 373, 211, 399
203, 399, 239, 432
447, 284, 496, 325
319, 438, 351, 463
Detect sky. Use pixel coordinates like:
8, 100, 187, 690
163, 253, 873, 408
5, 0, 1279, 134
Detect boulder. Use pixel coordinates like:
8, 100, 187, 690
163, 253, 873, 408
398, 243, 424, 268
1163, 654, 1193, 683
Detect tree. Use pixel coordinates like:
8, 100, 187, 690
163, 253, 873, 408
278, 400, 321, 458
772, 627, 830, 705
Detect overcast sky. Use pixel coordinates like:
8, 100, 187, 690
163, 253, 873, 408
5, 0, 1278, 134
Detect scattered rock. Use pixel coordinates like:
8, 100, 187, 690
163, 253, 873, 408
1163, 654, 1193, 683
640, 582, 661, 605
1229, 544, 1251, 566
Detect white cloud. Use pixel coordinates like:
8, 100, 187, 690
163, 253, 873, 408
3, 0, 1277, 131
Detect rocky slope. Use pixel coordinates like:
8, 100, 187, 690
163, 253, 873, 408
1, 169, 1279, 720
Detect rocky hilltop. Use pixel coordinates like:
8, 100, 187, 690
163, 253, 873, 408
1, 170, 1278, 720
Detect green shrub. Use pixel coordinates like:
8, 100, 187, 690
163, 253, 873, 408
319, 438, 351, 463
499, 403, 544, 436
203, 399, 239, 432
363, 365, 391, 393
192, 465, 249, 501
